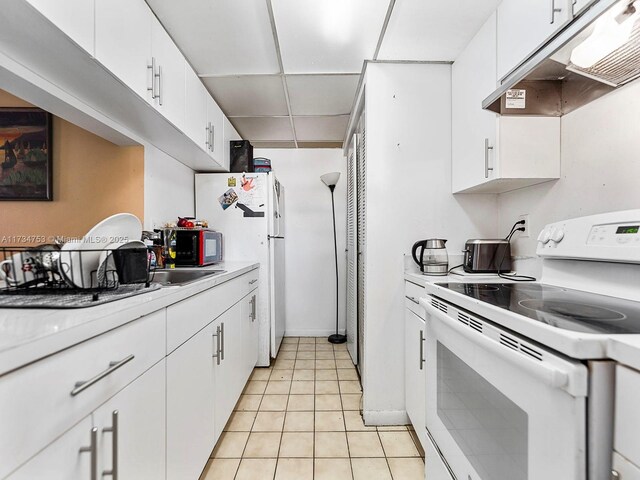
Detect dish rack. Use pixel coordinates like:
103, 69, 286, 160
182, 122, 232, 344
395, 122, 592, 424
0, 245, 155, 295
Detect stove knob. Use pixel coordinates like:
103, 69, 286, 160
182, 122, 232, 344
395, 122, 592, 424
538, 228, 552, 244
551, 229, 565, 243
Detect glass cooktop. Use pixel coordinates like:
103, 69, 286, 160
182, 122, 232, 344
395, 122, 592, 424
435, 283, 640, 334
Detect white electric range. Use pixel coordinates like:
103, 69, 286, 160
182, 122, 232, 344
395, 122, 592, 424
421, 210, 640, 480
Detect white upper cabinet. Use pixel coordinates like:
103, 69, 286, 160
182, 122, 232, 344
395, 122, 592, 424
26, 0, 95, 55
206, 94, 224, 162
184, 66, 209, 152
496, 0, 572, 81
223, 116, 242, 171
151, 16, 186, 132
452, 12, 561, 194
452, 13, 499, 193
95, 0, 153, 102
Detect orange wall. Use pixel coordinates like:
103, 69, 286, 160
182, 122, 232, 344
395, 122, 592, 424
0, 90, 144, 246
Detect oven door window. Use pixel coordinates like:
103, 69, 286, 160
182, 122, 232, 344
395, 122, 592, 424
437, 342, 527, 480
204, 238, 218, 260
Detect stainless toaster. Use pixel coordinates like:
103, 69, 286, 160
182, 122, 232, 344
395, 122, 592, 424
463, 239, 512, 273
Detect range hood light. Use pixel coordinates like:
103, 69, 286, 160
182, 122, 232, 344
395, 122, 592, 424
570, 1, 639, 68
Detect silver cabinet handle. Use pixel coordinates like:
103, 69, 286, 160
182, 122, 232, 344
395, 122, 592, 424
70, 355, 135, 397
210, 123, 214, 151
251, 295, 257, 321
102, 410, 118, 480
550, 0, 562, 24
419, 330, 426, 370
249, 279, 258, 285
406, 296, 419, 305
79, 427, 98, 480
484, 138, 494, 179
210, 123, 215, 152
221, 322, 225, 361
212, 325, 221, 365
147, 57, 158, 99
205, 124, 210, 149
156, 65, 163, 106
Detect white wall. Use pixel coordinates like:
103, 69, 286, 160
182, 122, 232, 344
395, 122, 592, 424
362, 63, 499, 422
498, 80, 640, 265
254, 148, 347, 337
144, 144, 195, 229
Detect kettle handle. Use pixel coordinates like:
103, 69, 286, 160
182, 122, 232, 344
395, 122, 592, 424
411, 241, 426, 272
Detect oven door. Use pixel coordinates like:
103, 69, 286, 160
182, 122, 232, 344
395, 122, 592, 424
422, 296, 588, 480
201, 231, 222, 264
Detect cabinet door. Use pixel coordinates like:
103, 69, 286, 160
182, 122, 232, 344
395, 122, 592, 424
94, 361, 165, 480
26, 0, 95, 55
184, 66, 208, 151
95, 0, 152, 102
223, 116, 242, 172
151, 16, 186, 132
8, 417, 94, 480
404, 306, 426, 449
207, 94, 225, 163
213, 302, 245, 440
166, 324, 216, 480
497, 0, 572, 81
452, 13, 499, 193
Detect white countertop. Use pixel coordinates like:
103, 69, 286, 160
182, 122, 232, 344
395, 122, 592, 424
608, 336, 640, 372
404, 267, 507, 287
0, 262, 259, 377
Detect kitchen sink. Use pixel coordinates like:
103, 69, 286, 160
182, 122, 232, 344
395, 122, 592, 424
151, 268, 226, 286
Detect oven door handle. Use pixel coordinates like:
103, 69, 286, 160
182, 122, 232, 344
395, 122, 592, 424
422, 300, 570, 390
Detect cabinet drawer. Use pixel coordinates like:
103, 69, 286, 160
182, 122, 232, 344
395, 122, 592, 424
0, 310, 165, 479
167, 269, 259, 353
405, 280, 426, 318
615, 365, 640, 467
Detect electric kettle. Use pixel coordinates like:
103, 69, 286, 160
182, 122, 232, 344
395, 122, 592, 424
412, 239, 449, 275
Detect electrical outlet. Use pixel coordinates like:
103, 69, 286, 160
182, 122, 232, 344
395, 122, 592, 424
518, 214, 530, 238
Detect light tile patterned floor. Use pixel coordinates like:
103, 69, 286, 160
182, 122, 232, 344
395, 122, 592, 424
200, 337, 425, 480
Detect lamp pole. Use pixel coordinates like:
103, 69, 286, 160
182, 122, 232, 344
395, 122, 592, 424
326, 182, 346, 344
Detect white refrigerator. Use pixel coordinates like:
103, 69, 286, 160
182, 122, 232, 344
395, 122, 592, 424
195, 172, 285, 366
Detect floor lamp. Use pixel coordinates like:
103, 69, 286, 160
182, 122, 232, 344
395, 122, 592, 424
321, 172, 346, 344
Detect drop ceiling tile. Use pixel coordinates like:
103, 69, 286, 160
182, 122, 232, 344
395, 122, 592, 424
147, 0, 280, 74
271, 0, 389, 73
293, 116, 350, 142
202, 76, 288, 117
377, 0, 500, 61
231, 117, 294, 142
286, 75, 360, 116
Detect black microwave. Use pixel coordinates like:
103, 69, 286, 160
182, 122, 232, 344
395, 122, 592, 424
175, 229, 223, 266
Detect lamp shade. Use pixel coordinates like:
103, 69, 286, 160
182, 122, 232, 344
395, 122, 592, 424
320, 172, 341, 187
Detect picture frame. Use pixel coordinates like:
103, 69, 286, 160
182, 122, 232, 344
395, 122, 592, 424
0, 107, 53, 201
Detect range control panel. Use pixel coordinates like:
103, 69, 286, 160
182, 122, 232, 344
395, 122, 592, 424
587, 224, 640, 246
536, 210, 640, 263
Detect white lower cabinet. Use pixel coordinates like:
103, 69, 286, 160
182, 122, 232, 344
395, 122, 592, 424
404, 282, 426, 451
7, 417, 94, 480
166, 322, 216, 480
94, 361, 166, 480
8, 361, 165, 480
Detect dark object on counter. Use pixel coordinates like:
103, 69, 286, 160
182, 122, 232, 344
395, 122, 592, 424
112, 247, 149, 284
230, 140, 254, 173
463, 239, 512, 273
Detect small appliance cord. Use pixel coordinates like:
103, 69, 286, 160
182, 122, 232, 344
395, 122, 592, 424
497, 220, 536, 282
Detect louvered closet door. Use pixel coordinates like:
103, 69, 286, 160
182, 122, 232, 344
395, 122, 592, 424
356, 109, 366, 378
346, 134, 358, 365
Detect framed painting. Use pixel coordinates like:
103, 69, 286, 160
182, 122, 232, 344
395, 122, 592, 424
0, 107, 53, 201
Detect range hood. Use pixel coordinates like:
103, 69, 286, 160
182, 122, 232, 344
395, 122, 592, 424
483, 0, 640, 116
